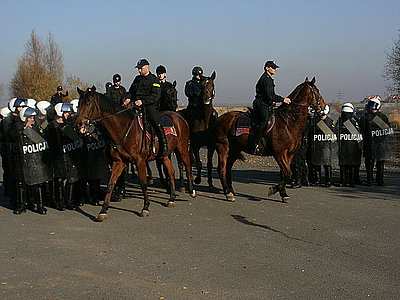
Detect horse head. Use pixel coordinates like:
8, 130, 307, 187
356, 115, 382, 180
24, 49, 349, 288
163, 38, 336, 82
164, 80, 178, 107
289, 77, 326, 113
76, 85, 101, 132
200, 71, 216, 105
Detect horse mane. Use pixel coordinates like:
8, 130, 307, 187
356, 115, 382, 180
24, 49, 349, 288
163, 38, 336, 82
82, 88, 135, 119
274, 82, 309, 122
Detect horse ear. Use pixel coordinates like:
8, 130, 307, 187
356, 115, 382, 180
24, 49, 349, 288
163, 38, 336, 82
211, 71, 216, 80
77, 87, 84, 96
305, 77, 309, 83
310, 77, 316, 85
91, 85, 96, 94
172, 80, 177, 87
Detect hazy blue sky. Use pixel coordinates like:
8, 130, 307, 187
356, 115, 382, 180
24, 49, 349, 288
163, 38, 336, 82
0, 0, 399, 106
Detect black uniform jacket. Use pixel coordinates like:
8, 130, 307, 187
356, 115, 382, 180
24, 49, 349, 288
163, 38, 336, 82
127, 72, 161, 107
254, 72, 284, 106
105, 85, 127, 105
184, 78, 202, 107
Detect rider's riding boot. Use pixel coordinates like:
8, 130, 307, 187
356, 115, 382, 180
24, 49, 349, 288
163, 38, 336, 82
36, 185, 47, 215
13, 181, 26, 215
365, 160, 374, 186
376, 160, 385, 186
324, 165, 332, 187
157, 124, 169, 157
253, 126, 264, 155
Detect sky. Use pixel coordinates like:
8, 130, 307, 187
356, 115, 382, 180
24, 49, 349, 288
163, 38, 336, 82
0, 0, 399, 107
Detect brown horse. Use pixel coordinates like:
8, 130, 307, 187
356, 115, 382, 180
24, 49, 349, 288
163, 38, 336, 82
180, 72, 217, 187
213, 77, 326, 202
76, 86, 195, 220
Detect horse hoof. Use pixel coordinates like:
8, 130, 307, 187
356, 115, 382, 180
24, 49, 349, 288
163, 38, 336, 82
167, 201, 176, 207
97, 213, 108, 222
147, 178, 154, 185
282, 196, 290, 203
190, 190, 196, 198
179, 187, 184, 193
194, 177, 201, 185
140, 210, 150, 217
226, 192, 235, 202
267, 186, 277, 197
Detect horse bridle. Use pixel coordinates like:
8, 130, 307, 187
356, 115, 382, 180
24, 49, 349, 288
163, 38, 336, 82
290, 83, 323, 110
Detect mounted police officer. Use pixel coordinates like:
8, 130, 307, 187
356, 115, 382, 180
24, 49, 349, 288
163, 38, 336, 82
50, 86, 68, 106
105, 74, 127, 105
359, 99, 393, 186
335, 103, 362, 187
253, 61, 291, 155
309, 105, 336, 187
156, 65, 178, 112
125, 58, 168, 157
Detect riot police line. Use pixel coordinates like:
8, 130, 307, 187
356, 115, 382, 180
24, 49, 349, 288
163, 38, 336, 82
0, 97, 109, 215
290, 99, 394, 189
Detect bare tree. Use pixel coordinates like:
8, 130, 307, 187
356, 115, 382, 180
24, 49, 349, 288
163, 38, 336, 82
383, 30, 400, 94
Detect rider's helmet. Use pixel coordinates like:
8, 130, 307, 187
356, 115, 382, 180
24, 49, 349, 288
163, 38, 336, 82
156, 65, 167, 75
192, 66, 203, 76
113, 74, 121, 82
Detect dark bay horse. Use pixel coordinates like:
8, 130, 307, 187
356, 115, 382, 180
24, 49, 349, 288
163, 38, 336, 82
76, 87, 195, 220
213, 77, 326, 202
180, 72, 217, 187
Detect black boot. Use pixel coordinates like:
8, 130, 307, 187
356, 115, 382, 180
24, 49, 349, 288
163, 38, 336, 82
64, 183, 75, 210
88, 179, 100, 205
365, 160, 374, 186
13, 181, 26, 215
339, 166, 345, 186
376, 161, 385, 186
157, 125, 169, 157
349, 166, 356, 187
35, 185, 47, 215
54, 178, 65, 211
324, 165, 332, 187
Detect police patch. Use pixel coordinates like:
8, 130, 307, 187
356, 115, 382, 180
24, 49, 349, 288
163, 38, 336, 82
153, 83, 160, 87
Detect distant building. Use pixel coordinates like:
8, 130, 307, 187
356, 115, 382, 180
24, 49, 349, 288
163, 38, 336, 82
385, 95, 400, 103
362, 95, 382, 104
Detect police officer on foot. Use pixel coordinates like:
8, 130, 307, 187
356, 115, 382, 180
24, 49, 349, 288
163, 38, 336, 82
253, 61, 291, 155
105, 74, 127, 105
359, 98, 393, 186
125, 59, 168, 157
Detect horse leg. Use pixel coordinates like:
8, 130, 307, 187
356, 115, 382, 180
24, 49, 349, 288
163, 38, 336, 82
269, 155, 292, 202
136, 157, 151, 217
146, 161, 154, 185
206, 144, 215, 188
216, 143, 234, 201
193, 144, 202, 185
156, 159, 167, 188
160, 156, 176, 207
97, 161, 126, 221
176, 149, 196, 197
226, 153, 237, 196
176, 154, 185, 193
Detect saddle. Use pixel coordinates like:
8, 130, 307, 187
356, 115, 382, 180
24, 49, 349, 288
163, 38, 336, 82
235, 108, 275, 136
137, 113, 177, 140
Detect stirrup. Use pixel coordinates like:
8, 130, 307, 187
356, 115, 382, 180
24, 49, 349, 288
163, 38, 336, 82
253, 145, 262, 155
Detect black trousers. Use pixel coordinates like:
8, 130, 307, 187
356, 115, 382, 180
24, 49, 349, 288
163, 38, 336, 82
253, 100, 271, 147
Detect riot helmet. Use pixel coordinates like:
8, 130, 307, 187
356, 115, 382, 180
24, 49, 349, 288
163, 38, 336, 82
8, 97, 28, 112
70, 99, 79, 113
321, 104, 330, 116
192, 66, 203, 76
366, 98, 381, 110
156, 65, 167, 75
341, 102, 354, 113
26, 98, 37, 108
19, 107, 37, 122
0, 107, 11, 119
113, 74, 121, 82
54, 102, 73, 117
36, 101, 52, 115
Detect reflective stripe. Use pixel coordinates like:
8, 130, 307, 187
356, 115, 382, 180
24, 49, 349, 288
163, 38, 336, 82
153, 83, 160, 87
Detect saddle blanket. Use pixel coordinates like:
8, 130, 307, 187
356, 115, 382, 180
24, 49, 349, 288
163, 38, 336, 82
235, 109, 275, 136
137, 114, 177, 140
